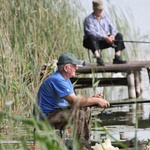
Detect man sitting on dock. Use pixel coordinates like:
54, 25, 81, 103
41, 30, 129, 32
37, 52, 110, 150
83, 0, 127, 66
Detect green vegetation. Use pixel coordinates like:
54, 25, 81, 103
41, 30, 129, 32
0, 0, 149, 149
0, 0, 85, 149
0, 0, 86, 113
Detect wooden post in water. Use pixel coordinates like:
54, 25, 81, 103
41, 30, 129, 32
134, 70, 142, 98
127, 71, 136, 98
146, 67, 150, 82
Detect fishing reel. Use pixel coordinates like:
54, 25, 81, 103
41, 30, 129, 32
98, 109, 113, 117
111, 43, 117, 48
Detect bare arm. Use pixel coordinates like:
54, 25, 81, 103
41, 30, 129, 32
64, 93, 110, 108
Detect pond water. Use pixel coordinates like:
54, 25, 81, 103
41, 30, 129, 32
91, 103, 150, 143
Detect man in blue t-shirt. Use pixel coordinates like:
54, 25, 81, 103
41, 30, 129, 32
37, 52, 110, 150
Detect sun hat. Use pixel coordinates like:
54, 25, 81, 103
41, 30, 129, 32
92, 0, 104, 10
57, 52, 85, 66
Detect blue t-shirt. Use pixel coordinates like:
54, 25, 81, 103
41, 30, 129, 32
37, 71, 74, 118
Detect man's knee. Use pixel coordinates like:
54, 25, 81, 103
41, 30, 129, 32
83, 36, 99, 50
46, 110, 68, 129
116, 32, 123, 39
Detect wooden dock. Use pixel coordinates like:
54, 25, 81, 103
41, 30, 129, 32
71, 61, 150, 99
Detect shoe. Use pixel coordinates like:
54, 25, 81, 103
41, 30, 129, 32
96, 57, 105, 66
113, 56, 127, 64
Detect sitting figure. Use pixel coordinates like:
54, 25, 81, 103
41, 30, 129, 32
37, 52, 110, 150
83, 0, 127, 66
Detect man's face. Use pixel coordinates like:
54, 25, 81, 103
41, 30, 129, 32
66, 64, 78, 78
94, 8, 103, 18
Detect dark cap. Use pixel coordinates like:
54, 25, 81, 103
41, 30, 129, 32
57, 52, 84, 66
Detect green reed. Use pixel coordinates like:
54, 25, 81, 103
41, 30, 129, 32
0, 0, 84, 149
0, 0, 85, 110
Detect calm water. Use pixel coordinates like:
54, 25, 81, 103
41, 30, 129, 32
91, 103, 150, 142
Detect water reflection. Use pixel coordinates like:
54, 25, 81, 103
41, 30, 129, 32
96, 103, 150, 127
92, 103, 150, 142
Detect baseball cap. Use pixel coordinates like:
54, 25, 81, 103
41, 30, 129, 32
57, 52, 85, 66
93, 0, 104, 10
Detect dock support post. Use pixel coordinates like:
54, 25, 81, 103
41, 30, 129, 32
146, 67, 150, 83
134, 70, 142, 98
127, 71, 136, 99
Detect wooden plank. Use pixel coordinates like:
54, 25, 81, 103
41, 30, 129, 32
71, 77, 127, 89
77, 61, 150, 74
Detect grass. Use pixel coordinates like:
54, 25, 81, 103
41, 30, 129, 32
0, 0, 149, 149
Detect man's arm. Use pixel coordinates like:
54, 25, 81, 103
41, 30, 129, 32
64, 93, 110, 108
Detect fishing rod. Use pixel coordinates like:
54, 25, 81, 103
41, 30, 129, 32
109, 99, 150, 107
98, 99, 150, 116
64, 99, 150, 110
114, 40, 150, 44
93, 99, 150, 108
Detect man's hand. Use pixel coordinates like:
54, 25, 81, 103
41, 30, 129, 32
105, 35, 115, 44
109, 35, 115, 41
97, 98, 110, 108
92, 93, 110, 108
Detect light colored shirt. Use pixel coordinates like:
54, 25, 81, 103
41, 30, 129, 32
84, 12, 118, 39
